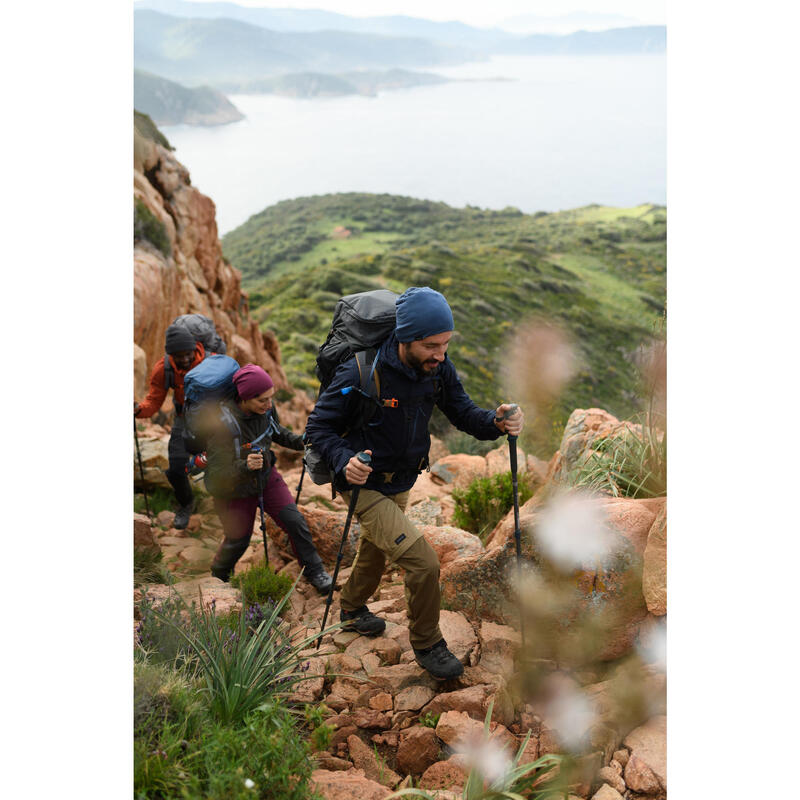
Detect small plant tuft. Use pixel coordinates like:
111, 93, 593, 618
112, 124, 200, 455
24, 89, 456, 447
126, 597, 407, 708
231, 563, 294, 606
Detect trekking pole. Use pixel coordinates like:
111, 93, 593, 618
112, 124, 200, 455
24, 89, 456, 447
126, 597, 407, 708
251, 445, 270, 565
316, 450, 371, 650
134, 416, 151, 518
294, 461, 306, 506
500, 404, 526, 653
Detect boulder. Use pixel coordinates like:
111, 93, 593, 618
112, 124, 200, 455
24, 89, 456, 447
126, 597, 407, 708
485, 441, 526, 477
435, 710, 515, 753
421, 684, 489, 721
347, 735, 401, 788
368, 663, 438, 694
134, 343, 148, 400
406, 499, 444, 527
597, 766, 626, 795
289, 657, 325, 704
311, 768, 391, 800
394, 685, 436, 712
642, 505, 667, 616
591, 786, 625, 800
134, 514, 157, 549
420, 525, 484, 569
439, 610, 478, 664
479, 621, 521, 678
429, 453, 487, 489
133, 436, 170, 488
419, 756, 469, 792
623, 715, 666, 793
263, 506, 361, 570
136, 575, 241, 617
396, 726, 441, 776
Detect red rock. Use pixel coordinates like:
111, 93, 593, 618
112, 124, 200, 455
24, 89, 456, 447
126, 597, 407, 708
314, 754, 353, 771
485, 441, 527, 477
479, 620, 521, 678
419, 756, 469, 791
623, 715, 665, 791
642, 505, 667, 615
155, 510, 175, 528
345, 636, 401, 665
347, 735, 401, 788
395, 685, 437, 712
420, 525, 484, 569
396, 725, 441, 775
422, 684, 489, 720
438, 610, 478, 664
368, 693, 393, 712
186, 513, 203, 532
352, 708, 392, 730
591, 785, 624, 800
311, 768, 391, 800
435, 710, 515, 753
133, 514, 157, 549
369, 663, 438, 694
597, 765, 626, 795
430, 453, 487, 489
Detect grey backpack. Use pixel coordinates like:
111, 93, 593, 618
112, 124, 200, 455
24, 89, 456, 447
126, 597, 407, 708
164, 314, 227, 390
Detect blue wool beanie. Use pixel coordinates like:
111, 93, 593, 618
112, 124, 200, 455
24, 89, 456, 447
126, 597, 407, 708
395, 287, 454, 343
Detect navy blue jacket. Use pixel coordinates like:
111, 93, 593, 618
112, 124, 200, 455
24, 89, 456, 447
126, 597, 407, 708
305, 332, 502, 495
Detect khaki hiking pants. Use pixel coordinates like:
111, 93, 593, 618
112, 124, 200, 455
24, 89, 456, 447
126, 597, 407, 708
339, 488, 443, 651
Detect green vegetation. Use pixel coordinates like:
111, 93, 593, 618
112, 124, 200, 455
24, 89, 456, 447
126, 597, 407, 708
134, 485, 175, 518
453, 471, 535, 542
566, 415, 666, 498
134, 547, 172, 588
419, 711, 440, 728
134, 662, 319, 799
223, 193, 665, 454
134, 577, 330, 799
231, 563, 294, 606
135, 197, 172, 257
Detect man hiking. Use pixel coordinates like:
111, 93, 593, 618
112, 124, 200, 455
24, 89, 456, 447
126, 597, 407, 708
305, 287, 523, 680
134, 325, 206, 529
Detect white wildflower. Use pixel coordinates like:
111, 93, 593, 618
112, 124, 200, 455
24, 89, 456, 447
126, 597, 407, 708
243, 778, 255, 789
542, 686, 598, 752
455, 737, 512, 788
637, 621, 667, 672
533, 490, 613, 571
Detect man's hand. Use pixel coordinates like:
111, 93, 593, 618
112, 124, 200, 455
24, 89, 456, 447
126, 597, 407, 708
345, 449, 373, 485
494, 403, 524, 436
246, 452, 264, 470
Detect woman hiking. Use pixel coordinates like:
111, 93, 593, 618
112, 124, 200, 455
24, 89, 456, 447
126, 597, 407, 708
204, 364, 333, 593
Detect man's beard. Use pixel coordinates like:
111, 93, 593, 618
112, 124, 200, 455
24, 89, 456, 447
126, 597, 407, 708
405, 350, 440, 376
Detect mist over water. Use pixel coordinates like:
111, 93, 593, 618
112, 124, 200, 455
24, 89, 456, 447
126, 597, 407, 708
162, 54, 665, 235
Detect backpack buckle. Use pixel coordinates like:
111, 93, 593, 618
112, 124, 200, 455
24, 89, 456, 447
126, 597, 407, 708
382, 398, 398, 408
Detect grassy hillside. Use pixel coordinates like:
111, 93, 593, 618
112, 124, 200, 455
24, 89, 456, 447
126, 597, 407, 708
222, 194, 665, 455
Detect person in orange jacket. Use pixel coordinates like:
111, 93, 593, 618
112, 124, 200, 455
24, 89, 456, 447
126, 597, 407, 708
134, 327, 206, 528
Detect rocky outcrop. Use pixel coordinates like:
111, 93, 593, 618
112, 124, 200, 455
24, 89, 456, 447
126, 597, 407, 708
133, 117, 312, 428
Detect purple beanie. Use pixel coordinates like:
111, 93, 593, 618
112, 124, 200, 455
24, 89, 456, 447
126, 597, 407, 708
233, 365, 274, 401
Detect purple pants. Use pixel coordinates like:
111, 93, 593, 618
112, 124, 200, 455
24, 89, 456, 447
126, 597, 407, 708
211, 468, 323, 578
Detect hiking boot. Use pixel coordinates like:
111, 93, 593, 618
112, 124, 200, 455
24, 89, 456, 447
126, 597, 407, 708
211, 565, 231, 583
306, 567, 333, 595
340, 605, 386, 637
173, 501, 194, 530
413, 639, 464, 680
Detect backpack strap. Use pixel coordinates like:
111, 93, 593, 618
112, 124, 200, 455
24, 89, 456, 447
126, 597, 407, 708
163, 352, 174, 391
219, 405, 243, 457
248, 412, 279, 449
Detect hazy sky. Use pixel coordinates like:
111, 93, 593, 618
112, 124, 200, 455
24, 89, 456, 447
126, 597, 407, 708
177, 0, 667, 28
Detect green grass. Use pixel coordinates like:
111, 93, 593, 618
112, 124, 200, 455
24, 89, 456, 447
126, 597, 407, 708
134, 486, 176, 518
135, 197, 172, 257
222, 193, 666, 455
134, 547, 173, 587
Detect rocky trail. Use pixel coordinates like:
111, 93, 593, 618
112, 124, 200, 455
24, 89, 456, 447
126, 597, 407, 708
134, 408, 667, 800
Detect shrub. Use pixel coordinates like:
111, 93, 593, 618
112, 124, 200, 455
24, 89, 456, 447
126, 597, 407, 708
419, 711, 440, 728
134, 197, 172, 257
567, 419, 666, 498
452, 471, 534, 542
444, 430, 499, 457
231, 563, 294, 606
